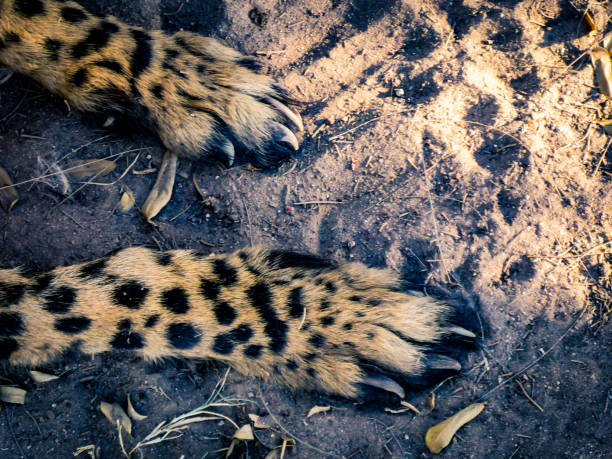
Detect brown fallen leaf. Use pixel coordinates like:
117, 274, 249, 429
30, 370, 60, 383
126, 394, 147, 421
306, 405, 331, 418
233, 424, 255, 440
142, 151, 177, 222
591, 46, 612, 99
66, 159, 116, 180
118, 187, 135, 213
425, 402, 485, 454
248, 413, 271, 429
100, 401, 132, 435
0, 386, 26, 404
0, 165, 19, 212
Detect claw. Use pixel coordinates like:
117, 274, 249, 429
219, 137, 235, 166
427, 356, 461, 371
265, 97, 304, 132
447, 326, 476, 339
361, 374, 405, 399
270, 122, 299, 151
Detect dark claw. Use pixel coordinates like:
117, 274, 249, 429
360, 373, 405, 399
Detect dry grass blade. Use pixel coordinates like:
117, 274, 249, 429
66, 159, 117, 180
142, 151, 177, 222
100, 401, 132, 435
591, 46, 612, 98
129, 368, 247, 456
598, 119, 612, 135
30, 370, 59, 383
0, 386, 26, 404
425, 403, 485, 454
0, 165, 19, 212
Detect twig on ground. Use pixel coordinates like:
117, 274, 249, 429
515, 380, 544, 412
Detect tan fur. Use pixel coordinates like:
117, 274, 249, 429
0, 0, 293, 162
0, 247, 453, 398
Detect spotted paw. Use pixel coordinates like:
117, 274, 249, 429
136, 32, 303, 167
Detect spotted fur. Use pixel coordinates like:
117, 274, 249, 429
0, 0, 477, 400
0, 0, 302, 166
0, 247, 476, 398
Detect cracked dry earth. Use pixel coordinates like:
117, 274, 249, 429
1, 0, 611, 457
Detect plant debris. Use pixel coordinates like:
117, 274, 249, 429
99, 401, 132, 435
0, 386, 26, 404
425, 403, 485, 454
142, 151, 177, 222
0, 165, 19, 212
66, 159, 116, 180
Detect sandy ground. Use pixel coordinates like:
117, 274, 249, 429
1, 0, 611, 457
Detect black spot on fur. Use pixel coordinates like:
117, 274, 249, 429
175, 36, 214, 61
162, 61, 186, 79
349, 295, 362, 302
286, 360, 298, 371
213, 301, 236, 326
54, 316, 91, 334
6, 32, 20, 43
266, 251, 335, 270
247, 282, 288, 353
237, 57, 262, 71
213, 259, 238, 286
177, 88, 203, 102
200, 278, 220, 301
354, 311, 365, 318
72, 21, 119, 58
238, 251, 249, 261
144, 314, 159, 328
244, 344, 262, 359
112, 281, 149, 309
156, 252, 173, 266
60, 6, 87, 23
30, 273, 52, 294
343, 323, 353, 330
0, 312, 24, 336
287, 287, 304, 318
44, 286, 76, 314
320, 300, 331, 310
151, 84, 164, 100
14, 0, 45, 17
95, 59, 123, 73
0, 337, 19, 359
71, 68, 88, 87
167, 322, 201, 349
325, 281, 336, 293
130, 29, 152, 78
165, 48, 180, 59
0, 282, 26, 307
78, 257, 107, 278
110, 320, 144, 350
304, 352, 317, 361
229, 324, 253, 342
320, 315, 335, 326
212, 334, 233, 354
161, 288, 190, 314
308, 333, 325, 348
314, 279, 322, 286
306, 368, 316, 378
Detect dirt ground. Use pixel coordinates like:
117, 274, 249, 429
1, 0, 611, 457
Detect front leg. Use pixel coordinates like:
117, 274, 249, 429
0, 0, 302, 166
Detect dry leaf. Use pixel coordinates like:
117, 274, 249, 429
306, 405, 331, 418
119, 187, 135, 213
66, 159, 116, 180
591, 47, 612, 99
73, 444, 96, 458
425, 403, 485, 454
30, 370, 59, 383
385, 400, 422, 415
100, 401, 132, 435
126, 394, 147, 421
401, 400, 422, 414
248, 413, 271, 429
0, 165, 19, 212
233, 424, 255, 440
604, 32, 612, 53
142, 151, 177, 222
427, 392, 436, 411
0, 386, 26, 404
598, 119, 612, 135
